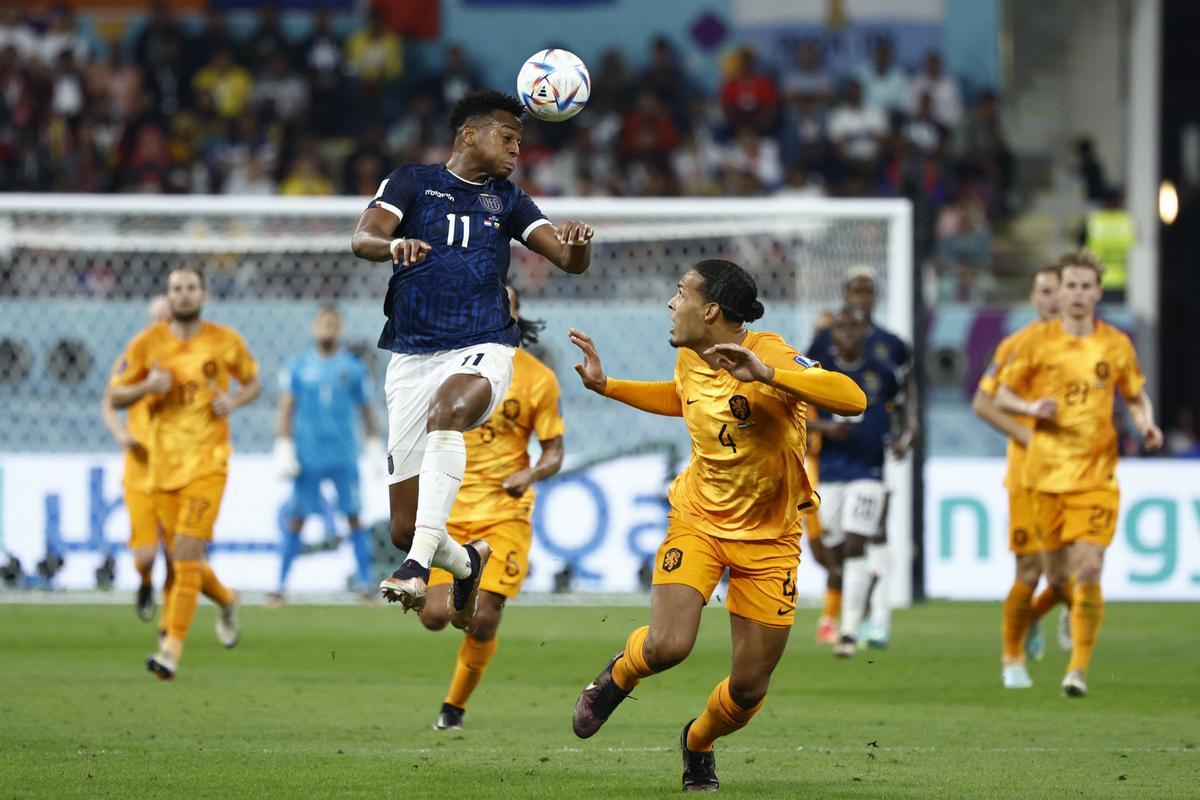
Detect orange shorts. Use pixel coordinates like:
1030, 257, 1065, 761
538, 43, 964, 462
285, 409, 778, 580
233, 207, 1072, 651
1032, 488, 1120, 550
653, 515, 802, 629
125, 487, 163, 551
154, 474, 228, 545
1007, 489, 1039, 556
428, 518, 530, 600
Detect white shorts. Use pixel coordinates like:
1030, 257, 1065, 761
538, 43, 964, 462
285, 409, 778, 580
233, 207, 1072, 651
384, 342, 515, 483
817, 479, 887, 548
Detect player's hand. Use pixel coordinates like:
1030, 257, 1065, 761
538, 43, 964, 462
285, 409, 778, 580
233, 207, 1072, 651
556, 220, 593, 246
502, 468, 537, 497
120, 433, 149, 462
1028, 397, 1057, 420
209, 380, 234, 416
1141, 422, 1164, 452
569, 328, 607, 394
390, 238, 431, 267
704, 343, 772, 383
363, 435, 387, 477
274, 437, 301, 478
143, 362, 172, 396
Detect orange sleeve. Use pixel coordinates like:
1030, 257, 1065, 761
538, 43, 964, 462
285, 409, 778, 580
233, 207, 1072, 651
997, 335, 1038, 394
109, 331, 150, 388
977, 332, 1019, 397
1116, 336, 1146, 401
224, 330, 259, 384
603, 379, 683, 417
770, 367, 866, 416
532, 371, 566, 441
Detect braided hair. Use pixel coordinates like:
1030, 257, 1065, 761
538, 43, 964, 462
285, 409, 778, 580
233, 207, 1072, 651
693, 259, 765, 324
508, 285, 546, 348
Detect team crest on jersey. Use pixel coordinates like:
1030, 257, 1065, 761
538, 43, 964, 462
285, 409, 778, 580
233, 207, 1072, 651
203, 360, 218, 378
502, 399, 521, 420
1095, 361, 1109, 381
662, 548, 683, 573
873, 341, 890, 362
729, 395, 755, 429
479, 194, 503, 213
862, 370, 881, 396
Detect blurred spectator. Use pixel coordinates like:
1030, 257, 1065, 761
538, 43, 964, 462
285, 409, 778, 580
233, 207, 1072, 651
776, 165, 825, 198
193, 48, 253, 120
780, 39, 833, 103
143, 31, 190, 118
223, 153, 275, 195
1165, 408, 1200, 457
827, 79, 887, 191
617, 88, 680, 194
641, 36, 692, 127
50, 51, 86, 122
279, 152, 334, 196
780, 91, 830, 175
672, 108, 724, 197
346, 8, 403, 84
1075, 136, 1110, 203
385, 92, 439, 162
854, 40, 908, 117
546, 126, 616, 196
253, 51, 310, 124
935, 190, 993, 299
719, 46, 779, 134
88, 46, 143, 123
299, 9, 345, 136
212, 116, 277, 194
0, 9, 38, 64
723, 127, 784, 195
117, 123, 172, 193
37, 8, 89, 69
954, 91, 1013, 216
1083, 186, 1135, 300
433, 44, 480, 112
188, 9, 237, 78
587, 48, 632, 119
132, 0, 181, 72
246, 6, 292, 74
908, 51, 962, 128
902, 92, 947, 157
341, 122, 389, 196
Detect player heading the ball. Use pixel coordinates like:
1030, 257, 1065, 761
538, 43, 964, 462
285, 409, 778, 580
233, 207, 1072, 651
351, 90, 593, 626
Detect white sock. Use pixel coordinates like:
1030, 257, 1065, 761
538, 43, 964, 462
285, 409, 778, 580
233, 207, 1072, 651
406, 430, 467, 571
434, 533, 473, 580
841, 556, 870, 638
867, 542, 891, 633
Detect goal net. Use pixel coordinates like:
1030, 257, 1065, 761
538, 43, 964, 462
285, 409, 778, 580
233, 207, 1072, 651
0, 195, 913, 601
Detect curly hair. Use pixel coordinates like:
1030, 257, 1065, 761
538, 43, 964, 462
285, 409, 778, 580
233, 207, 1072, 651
508, 285, 545, 347
448, 90, 526, 133
693, 259, 765, 324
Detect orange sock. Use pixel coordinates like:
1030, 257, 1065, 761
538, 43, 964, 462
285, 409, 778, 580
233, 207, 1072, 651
822, 588, 842, 620
1001, 581, 1035, 663
611, 625, 653, 691
1030, 575, 1075, 622
444, 635, 499, 709
686, 677, 764, 752
1067, 583, 1104, 672
159, 564, 175, 637
200, 562, 234, 608
136, 560, 153, 587
165, 560, 202, 655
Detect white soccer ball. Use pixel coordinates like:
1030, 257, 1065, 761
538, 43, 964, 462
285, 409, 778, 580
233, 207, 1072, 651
517, 49, 590, 122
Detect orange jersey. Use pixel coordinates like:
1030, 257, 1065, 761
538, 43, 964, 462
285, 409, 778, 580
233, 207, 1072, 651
110, 321, 259, 492
998, 319, 1145, 494
670, 331, 815, 540
449, 348, 565, 525
977, 323, 1039, 489
121, 397, 154, 493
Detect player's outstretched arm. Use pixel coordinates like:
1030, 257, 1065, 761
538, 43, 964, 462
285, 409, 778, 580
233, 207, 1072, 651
527, 219, 593, 274
1126, 390, 1164, 451
351, 208, 431, 267
705, 343, 866, 416
569, 328, 681, 416
972, 387, 1032, 447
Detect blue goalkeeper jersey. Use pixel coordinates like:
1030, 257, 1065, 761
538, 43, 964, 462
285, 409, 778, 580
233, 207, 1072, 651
280, 348, 371, 471
366, 163, 550, 354
817, 354, 901, 483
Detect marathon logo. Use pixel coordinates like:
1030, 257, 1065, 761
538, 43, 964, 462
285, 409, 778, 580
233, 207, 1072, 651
424, 189, 455, 201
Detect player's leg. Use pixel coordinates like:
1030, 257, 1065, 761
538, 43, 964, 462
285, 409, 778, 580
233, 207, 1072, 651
333, 462, 372, 599
815, 484, 847, 646
126, 488, 160, 622
806, 512, 840, 644
1001, 489, 1041, 687
1060, 490, 1118, 697
574, 524, 720, 739
272, 477, 311, 607
433, 591, 505, 731
837, 531, 869, 656
865, 529, 890, 647
1028, 492, 1073, 639
682, 536, 798, 791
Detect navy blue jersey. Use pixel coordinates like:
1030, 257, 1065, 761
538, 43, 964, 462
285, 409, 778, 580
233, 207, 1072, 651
817, 354, 901, 482
367, 164, 550, 354
808, 323, 910, 374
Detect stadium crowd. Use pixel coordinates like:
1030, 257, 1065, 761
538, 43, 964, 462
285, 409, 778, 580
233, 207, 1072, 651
1, 5, 1012, 237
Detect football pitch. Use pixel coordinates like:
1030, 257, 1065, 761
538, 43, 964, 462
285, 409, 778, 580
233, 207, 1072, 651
1, 601, 1197, 799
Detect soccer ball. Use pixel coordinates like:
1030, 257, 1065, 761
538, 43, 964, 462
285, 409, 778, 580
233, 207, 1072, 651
517, 49, 590, 122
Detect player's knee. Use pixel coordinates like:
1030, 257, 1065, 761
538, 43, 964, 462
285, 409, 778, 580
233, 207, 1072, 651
426, 395, 476, 430
419, 606, 449, 631
1016, 556, 1041, 586
390, 519, 415, 550
1076, 561, 1102, 584
643, 631, 693, 671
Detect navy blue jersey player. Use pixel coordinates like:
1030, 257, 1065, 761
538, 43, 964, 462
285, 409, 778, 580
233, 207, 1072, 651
809, 310, 901, 655
351, 90, 592, 627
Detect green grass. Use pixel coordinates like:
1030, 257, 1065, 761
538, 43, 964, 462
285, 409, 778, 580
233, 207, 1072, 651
1, 601, 1197, 799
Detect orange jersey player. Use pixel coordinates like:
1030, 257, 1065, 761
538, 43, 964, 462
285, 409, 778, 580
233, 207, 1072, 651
108, 266, 261, 680
419, 285, 565, 731
101, 296, 171, 624
568, 259, 865, 791
995, 250, 1162, 697
972, 267, 1061, 689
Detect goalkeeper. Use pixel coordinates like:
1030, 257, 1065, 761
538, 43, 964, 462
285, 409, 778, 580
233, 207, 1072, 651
271, 307, 384, 604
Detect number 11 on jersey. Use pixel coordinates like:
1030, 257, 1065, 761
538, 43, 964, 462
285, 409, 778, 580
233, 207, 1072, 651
446, 214, 470, 247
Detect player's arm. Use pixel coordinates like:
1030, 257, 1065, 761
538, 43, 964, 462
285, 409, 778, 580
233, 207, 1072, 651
524, 220, 593, 275
100, 384, 138, 450
351, 208, 430, 267
211, 375, 261, 417
1125, 390, 1164, 451
502, 435, 564, 498
569, 328, 683, 416
705, 343, 866, 416
993, 384, 1056, 421
971, 387, 1033, 447
109, 362, 172, 409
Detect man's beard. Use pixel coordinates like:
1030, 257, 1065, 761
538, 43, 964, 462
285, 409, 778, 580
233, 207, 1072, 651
172, 308, 201, 323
